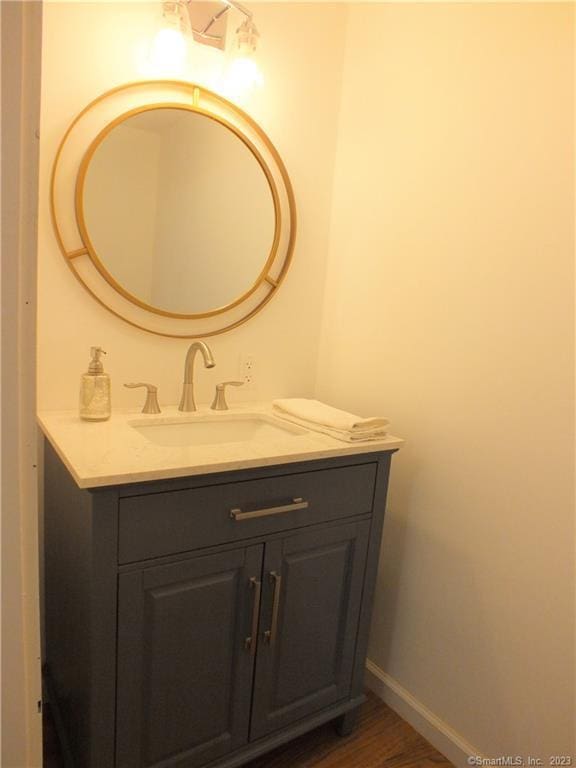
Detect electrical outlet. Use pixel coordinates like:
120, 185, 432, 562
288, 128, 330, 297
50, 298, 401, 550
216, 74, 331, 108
240, 354, 256, 391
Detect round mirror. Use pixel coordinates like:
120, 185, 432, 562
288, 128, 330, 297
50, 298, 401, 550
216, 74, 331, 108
52, 82, 295, 338
78, 106, 277, 317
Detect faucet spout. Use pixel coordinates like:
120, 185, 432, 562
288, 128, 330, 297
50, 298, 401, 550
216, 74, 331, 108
178, 341, 215, 412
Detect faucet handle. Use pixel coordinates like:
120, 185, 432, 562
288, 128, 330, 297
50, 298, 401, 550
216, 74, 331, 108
124, 383, 161, 414
210, 381, 244, 411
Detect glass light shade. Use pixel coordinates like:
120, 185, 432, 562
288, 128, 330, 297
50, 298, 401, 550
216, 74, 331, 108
149, 26, 188, 76
225, 56, 263, 97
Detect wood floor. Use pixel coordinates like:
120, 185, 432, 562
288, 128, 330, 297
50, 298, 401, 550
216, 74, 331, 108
243, 694, 454, 768
43, 692, 454, 768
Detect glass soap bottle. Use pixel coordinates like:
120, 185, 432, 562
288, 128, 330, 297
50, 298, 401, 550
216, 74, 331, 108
79, 347, 111, 421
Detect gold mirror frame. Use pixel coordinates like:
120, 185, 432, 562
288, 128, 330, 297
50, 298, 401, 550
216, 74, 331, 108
51, 81, 296, 338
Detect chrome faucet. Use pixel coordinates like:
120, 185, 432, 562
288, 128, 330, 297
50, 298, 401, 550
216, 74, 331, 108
178, 341, 215, 412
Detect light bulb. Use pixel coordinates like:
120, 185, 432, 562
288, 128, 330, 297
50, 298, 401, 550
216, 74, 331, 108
227, 56, 263, 91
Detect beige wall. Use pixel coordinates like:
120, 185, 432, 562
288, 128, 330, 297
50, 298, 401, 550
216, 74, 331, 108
37, 2, 347, 411
317, 3, 574, 762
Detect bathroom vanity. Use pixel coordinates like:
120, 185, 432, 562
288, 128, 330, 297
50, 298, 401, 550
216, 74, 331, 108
40, 408, 401, 768
44, 74, 404, 768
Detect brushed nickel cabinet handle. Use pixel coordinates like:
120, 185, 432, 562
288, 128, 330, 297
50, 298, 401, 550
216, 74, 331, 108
244, 576, 261, 655
230, 498, 308, 521
264, 570, 282, 646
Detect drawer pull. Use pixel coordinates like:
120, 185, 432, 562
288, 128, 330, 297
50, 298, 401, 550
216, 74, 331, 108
264, 570, 282, 647
244, 576, 261, 655
230, 498, 309, 521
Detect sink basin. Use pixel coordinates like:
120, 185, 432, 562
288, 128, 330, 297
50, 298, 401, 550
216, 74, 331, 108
129, 413, 307, 448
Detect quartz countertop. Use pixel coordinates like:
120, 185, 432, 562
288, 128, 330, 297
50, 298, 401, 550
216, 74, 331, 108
37, 403, 403, 489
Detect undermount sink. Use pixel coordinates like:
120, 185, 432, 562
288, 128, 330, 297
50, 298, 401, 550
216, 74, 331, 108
129, 412, 307, 448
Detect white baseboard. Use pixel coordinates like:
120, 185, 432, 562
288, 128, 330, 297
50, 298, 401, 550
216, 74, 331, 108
365, 659, 483, 768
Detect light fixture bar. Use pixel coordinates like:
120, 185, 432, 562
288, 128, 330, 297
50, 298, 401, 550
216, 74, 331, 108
193, 3, 229, 42
186, 0, 254, 45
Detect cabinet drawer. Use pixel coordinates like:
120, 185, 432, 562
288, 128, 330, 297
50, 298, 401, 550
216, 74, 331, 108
118, 463, 377, 563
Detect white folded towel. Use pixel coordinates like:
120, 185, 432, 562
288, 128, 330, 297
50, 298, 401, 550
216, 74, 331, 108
272, 399, 389, 443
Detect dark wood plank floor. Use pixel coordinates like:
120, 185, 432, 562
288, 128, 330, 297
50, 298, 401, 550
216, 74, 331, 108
44, 692, 454, 768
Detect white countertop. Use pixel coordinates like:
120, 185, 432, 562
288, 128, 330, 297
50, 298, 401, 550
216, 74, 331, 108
38, 403, 403, 489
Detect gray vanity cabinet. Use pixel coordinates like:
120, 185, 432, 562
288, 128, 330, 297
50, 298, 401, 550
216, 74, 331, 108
116, 545, 263, 768
250, 522, 370, 740
43, 441, 396, 768
115, 522, 370, 768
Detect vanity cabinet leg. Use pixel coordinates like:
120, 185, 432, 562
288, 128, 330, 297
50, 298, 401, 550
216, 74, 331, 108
334, 706, 360, 737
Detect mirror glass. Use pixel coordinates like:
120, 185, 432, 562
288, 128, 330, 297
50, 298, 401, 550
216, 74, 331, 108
80, 107, 276, 316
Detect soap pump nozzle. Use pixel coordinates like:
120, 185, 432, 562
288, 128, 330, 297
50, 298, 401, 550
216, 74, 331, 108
88, 346, 106, 375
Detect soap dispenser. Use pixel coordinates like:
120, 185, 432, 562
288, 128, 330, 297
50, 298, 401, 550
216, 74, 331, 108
80, 347, 111, 421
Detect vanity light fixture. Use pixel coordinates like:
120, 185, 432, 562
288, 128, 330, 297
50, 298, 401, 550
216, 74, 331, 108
187, 0, 259, 54
157, 0, 259, 54
154, 0, 262, 89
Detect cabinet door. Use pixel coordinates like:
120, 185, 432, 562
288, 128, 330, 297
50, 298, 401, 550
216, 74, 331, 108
250, 521, 370, 740
116, 545, 263, 768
